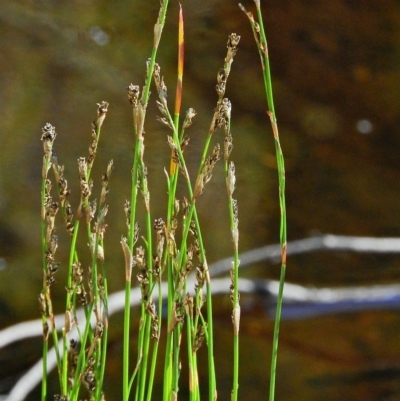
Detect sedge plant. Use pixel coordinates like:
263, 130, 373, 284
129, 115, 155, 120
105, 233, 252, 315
240, 3, 288, 401
39, 1, 285, 400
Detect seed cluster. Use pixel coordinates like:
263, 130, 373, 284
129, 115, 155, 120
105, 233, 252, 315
40, 101, 111, 399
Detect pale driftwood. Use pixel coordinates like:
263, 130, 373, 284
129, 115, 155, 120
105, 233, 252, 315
2, 234, 400, 401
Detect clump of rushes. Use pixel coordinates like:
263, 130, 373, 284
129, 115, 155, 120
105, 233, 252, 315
122, 3, 242, 401
240, 2, 287, 401
40, 101, 112, 401
39, 2, 283, 401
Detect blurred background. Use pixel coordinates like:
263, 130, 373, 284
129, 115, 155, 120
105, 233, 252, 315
1, 0, 400, 400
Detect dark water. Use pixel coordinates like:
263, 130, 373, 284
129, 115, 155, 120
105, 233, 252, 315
1, 1, 400, 400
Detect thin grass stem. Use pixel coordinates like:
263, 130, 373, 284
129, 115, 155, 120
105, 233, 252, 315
124, 2, 170, 399
137, 161, 154, 401
224, 118, 240, 401
240, 3, 287, 401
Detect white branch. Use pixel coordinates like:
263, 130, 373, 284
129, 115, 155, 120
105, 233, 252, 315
210, 234, 400, 276
2, 234, 400, 400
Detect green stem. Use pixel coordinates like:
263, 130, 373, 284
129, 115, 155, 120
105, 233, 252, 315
226, 179, 240, 401
61, 328, 68, 395
70, 302, 94, 399
135, 302, 147, 401
124, 2, 170, 398
163, 243, 175, 401
41, 338, 48, 401
145, 276, 163, 401
123, 278, 133, 401
241, 3, 287, 400
137, 161, 154, 401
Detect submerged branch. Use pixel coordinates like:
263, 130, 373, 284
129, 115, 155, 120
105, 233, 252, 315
2, 233, 400, 400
